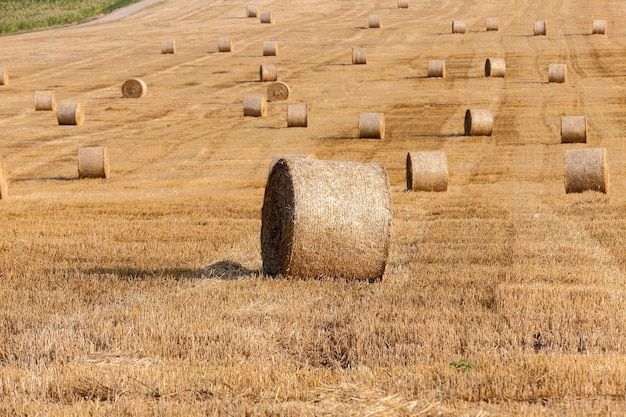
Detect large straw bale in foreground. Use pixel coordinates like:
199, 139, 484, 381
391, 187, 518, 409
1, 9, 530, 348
406, 151, 448, 192
261, 158, 392, 281
564, 148, 609, 194
0, 160, 7, 199
78, 146, 109, 179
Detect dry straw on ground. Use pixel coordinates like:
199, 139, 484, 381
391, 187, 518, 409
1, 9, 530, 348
218, 36, 233, 52
397, 0, 409, 8
564, 147, 609, 194
549, 63, 567, 83
34, 90, 56, 111
428, 60, 446, 77
267, 81, 290, 101
57, 102, 84, 125
359, 112, 385, 139
352, 47, 366, 65
263, 40, 278, 56
406, 151, 448, 192
561, 116, 587, 143
0, 159, 7, 199
243, 96, 267, 117
246, 5, 259, 18
486, 17, 499, 31
259, 64, 278, 81
452, 20, 466, 33
121, 78, 147, 98
464, 109, 493, 136
592, 19, 606, 34
287, 104, 307, 127
261, 157, 392, 281
78, 146, 109, 179
0, 68, 7, 85
485, 58, 506, 77
260, 11, 274, 24
161, 39, 175, 54
533, 20, 547, 35
368, 15, 381, 28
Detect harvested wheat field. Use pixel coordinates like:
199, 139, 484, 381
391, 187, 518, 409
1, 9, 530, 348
0, 0, 625, 415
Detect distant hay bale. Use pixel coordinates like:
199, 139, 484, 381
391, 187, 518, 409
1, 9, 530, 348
259, 64, 278, 81
397, 0, 409, 8
406, 151, 448, 192
261, 157, 392, 281
161, 39, 176, 54
78, 146, 109, 179
246, 5, 259, 17
464, 109, 493, 136
260, 11, 274, 24
218, 36, 234, 52
263, 40, 278, 56
369, 15, 381, 28
57, 102, 84, 125
486, 17, 499, 31
287, 104, 307, 127
267, 81, 290, 101
0, 159, 7, 200
243, 96, 267, 117
121, 78, 147, 98
548, 64, 567, 83
592, 19, 606, 35
352, 48, 366, 65
34, 90, 56, 111
428, 60, 446, 77
0, 68, 7, 86
452, 20, 466, 33
533, 20, 547, 35
564, 147, 609, 194
359, 112, 385, 139
485, 58, 506, 77
561, 116, 587, 143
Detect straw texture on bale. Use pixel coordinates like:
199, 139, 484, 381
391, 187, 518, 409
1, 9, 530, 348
34, 90, 56, 111
260, 11, 274, 24
406, 151, 448, 192
121, 78, 147, 98
486, 17, 499, 31
261, 157, 392, 281
359, 112, 385, 139
263, 41, 278, 56
0, 68, 7, 86
259, 64, 278, 81
397, 0, 408, 8
368, 15, 381, 28
218, 37, 234, 52
352, 48, 366, 65
452, 20, 466, 33
243, 96, 267, 117
548, 64, 567, 83
561, 116, 587, 143
464, 109, 493, 136
485, 58, 506, 77
246, 5, 259, 18
161, 39, 175, 54
78, 146, 109, 179
533, 20, 547, 35
0, 160, 7, 200
57, 102, 84, 125
428, 60, 446, 77
592, 19, 606, 35
287, 104, 307, 127
268, 154, 315, 174
267, 81, 290, 101
564, 148, 609, 194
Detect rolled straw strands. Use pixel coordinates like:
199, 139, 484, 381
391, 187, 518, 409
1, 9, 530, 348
561, 116, 587, 143
34, 91, 56, 111
352, 47, 366, 65
263, 40, 278, 56
247, 5, 259, 18
464, 109, 493, 136
369, 15, 381, 28
218, 36, 234, 52
287, 104, 307, 127
57, 102, 84, 125
78, 146, 109, 179
260, 64, 278, 81
161, 39, 176, 54
260, 11, 274, 24
564, 148, 609, 194
0, 160, 7, 199
359, 112, 385, 139
452, 20, 466, 33
121, 78, 147, 98
486, 17, 499, 31
261, 157, 392, 281
397, 0, 409, 8
243, 96, 267, 117
592, 19, 606, 35
548, 64, 567, 83
268, 154, 314, 174
267, 81, 290, 101
533, 20, 547, 35
428, 60, 446, 77
406, 151, 448, 192
0, 68, 7, 86
485, 58, 506, 77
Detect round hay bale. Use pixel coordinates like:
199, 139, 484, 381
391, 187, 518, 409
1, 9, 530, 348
359, 112, 385, 139
287, 103, 307, 127
368, 15, 381, 28
561, 116, 587, 143
428, 60, 446, 77
464, 109, 493, 136
406, 151, 448, 192
218, 36, 234, 52
0, 68, 7, 86
34, 90, 56, 111
78, 146, 109, 179
57, 102, 84, 125
564, 147, 609, 194
485, 58, 506, 77
247, 5, 259, 18
352, 47, 366, 65
259, 64, 278, 81
397, 0, 409, 8
533, 20, 547, 35
268, 153, 315, 174
121, 78, 147, 98
260, 11, 274, 24
263, 40, 278, 56
261, 157, 392, 281
486, 17, 499, 31
548, 64, 567, 83
161, 39, 176, 54
452, 20, 466, 33
267, 81, 290, 101
243, 96, 267, 117
0, 159, 7, 200
592, 19, 606, 35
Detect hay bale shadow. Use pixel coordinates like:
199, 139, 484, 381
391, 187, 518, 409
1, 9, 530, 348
83, 267, 205, 280
202, 260, 259, 280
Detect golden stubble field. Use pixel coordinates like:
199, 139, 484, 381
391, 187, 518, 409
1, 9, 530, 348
0, 0, 625, 415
